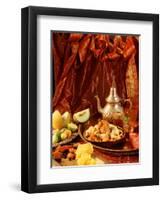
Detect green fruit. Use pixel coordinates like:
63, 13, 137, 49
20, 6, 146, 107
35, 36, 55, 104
73, 108, 90, 123
60, 132, 68, 140
60, 129, 72, 140
52, 131, 61, 144
67, 123, 78, 132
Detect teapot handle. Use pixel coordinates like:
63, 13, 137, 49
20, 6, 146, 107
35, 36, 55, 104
123, 99, 132, 111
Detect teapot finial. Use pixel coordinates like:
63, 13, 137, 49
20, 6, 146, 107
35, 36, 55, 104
105, 87, 120, 103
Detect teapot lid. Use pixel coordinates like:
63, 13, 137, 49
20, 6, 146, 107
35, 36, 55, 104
105, 87, 121, 103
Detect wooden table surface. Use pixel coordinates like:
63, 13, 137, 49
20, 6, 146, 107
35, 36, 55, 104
94, 148, 139, 164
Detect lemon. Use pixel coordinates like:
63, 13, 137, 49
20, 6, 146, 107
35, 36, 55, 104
62, 111, 71, 126
52, 110, 63, 129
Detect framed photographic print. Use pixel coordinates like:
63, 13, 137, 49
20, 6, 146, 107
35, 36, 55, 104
21, 6, 159, 193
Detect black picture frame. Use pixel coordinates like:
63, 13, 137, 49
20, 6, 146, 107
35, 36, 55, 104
21, 6, 159, 193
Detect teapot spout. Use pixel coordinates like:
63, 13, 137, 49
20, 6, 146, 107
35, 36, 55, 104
95, 95, 103, 114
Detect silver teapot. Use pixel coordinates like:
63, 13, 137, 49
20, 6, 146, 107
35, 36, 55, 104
95, 87, 132, 122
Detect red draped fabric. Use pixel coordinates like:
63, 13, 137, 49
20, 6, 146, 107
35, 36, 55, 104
52, 33, 139, 127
